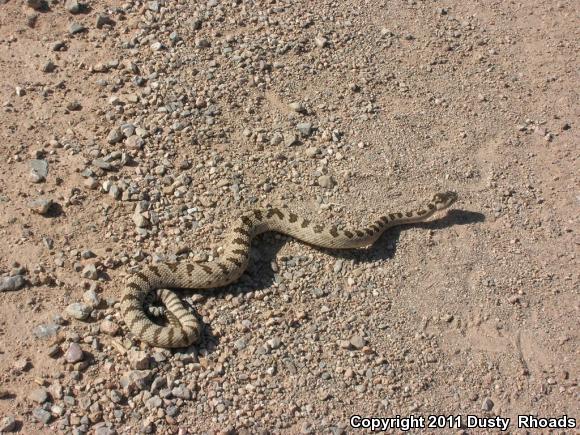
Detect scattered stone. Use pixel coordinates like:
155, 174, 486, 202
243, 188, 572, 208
69, 22, 86, 35
481, 397, 494, 411
317, 175, 335, 189
305, 146, 319, 158
29, 388, 48, 404
66, 302, 92, 320
289, 102, 306, 113
81, 264, 98, 280
314, 35, 329, 48
234, 338, 247, 351
100, 319, 119, 336
33, 323, 60, 339
64, 0, 82, 14
119, 370, 152, 393
128, 350, 150, 370
66, 100, 82, 111
30, 159, 48, 182
47, 345, 61, 358
109, 389, 123, 404
284, 133, 298, 147
83, 288, 100, 306
150, 41, 164, 51
51, 41, 66, 51
92, 63, 109, 73
120, 123, 134, 136
109, 184, 121, 200
171, 386, 192, 400
270, 132, 283, 146
195, 38, 210, 48
81, 249, 96, 259
95, 426, 117, 435
350, 334, 366, 349
296, 122, 313, 136
148, 1, 160, 12
28, 198, 53, 215
0, 275, 25, 292
132, 211, 149, 228
95, 14, 114, 29
107, 127, 124, 144
84, 177, 99, 189
0, 416, 17, 433
32, 407, 51, 424
13, 358, 31, 372
26, 0, 43, 10
92, 158, 113, 170
268, 337, 282, 349
41, 60, 56, 73
145, 395, 162, 410
126, 135, 144, 150
64, 342, 84, 363
312, 287, 325, 298
25, 12, 38, 28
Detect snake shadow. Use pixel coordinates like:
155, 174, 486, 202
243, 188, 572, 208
174, 209, 484, 355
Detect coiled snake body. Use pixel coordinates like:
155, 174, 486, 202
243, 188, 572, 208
121, 191, 458, 348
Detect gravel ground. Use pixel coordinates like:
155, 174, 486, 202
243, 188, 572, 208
0, 0, 578, 434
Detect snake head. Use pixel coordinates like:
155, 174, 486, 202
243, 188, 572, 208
432, 191, 458, 210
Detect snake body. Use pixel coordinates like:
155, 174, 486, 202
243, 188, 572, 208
121, 191, 458, 348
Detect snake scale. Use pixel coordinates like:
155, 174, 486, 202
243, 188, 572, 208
121, 191, 458, 348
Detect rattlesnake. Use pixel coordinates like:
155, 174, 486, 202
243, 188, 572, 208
121, 191, 458, 348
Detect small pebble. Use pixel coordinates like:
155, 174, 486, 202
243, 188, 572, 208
65, 342, 84, 363
29, 388, 48, 404
317, 175, 335, 189
81, 264, 98, 280
289, 102, 306, 113
32, 408, 51, 424
64, 0, 82, 14
0, 416, 16, 433
0, 275, 25, 292
350, 334, 366, 349
314, 35, 329, 48
69, 22, 86, 35
28, 199, 53, 215
100, 320, 119, 336
26, 0, 43, 10
481, 397, 494, 411
65, 302, 92, 320
95, 14, 114, 29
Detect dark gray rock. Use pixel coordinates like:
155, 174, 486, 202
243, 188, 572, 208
296, 122, 313, 136
64, 0, 82, 13
69, 22, 87, 35
0, 275, 25, 292
32, 407, 51, 424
